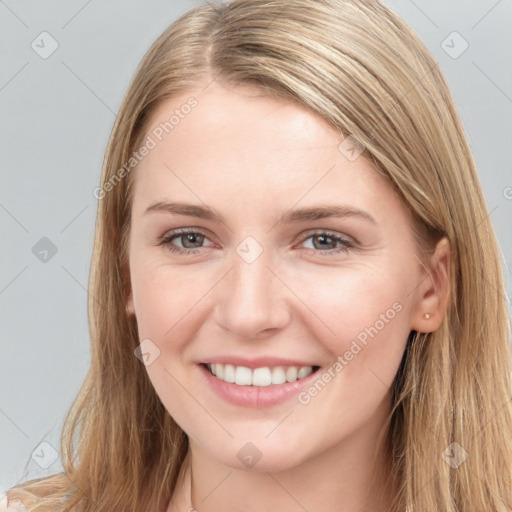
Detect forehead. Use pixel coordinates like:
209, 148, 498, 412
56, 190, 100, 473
131, 82, 407, 229
145, 83, 338, 161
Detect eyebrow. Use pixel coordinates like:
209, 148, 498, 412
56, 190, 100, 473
144, 201, 378, 227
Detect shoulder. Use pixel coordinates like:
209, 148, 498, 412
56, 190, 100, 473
0, 491, 28, 511
0, 473, 72, 511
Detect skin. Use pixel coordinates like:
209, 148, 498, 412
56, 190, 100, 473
126, 80, 450, 512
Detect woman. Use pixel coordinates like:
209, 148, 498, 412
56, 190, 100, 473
3, 0, 511, 510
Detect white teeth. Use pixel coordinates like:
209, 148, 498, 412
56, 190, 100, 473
206, 363, 315, 386
234, 366, 253, 386
224, 364, 235, 383
285, 366, 298, 382
253, 367, 272, 387
271, 366, 287, 385
298, 366, 313, 379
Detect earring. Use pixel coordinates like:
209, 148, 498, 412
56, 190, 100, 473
126, 304, 131, 314
424, 313, 431, 319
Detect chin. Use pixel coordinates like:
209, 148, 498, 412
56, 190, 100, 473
198, 434, 308, 473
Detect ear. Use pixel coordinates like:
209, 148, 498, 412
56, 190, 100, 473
122, 261, 136, 316
410, 236, 451, 333
126, 289, 135, 315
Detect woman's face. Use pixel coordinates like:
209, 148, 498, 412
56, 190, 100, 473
127, 81, 440, 472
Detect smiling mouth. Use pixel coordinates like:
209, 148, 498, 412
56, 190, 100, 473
203, 363, 320, 387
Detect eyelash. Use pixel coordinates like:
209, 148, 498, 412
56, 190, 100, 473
157, 228, 356, 256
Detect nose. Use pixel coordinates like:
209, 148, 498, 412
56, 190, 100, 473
213, 249, 291, 340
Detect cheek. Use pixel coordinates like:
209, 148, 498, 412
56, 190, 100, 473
295, 268, 411, 383
288, 272, 410, 443
130, 260, 202, 341
131, 256, 412, 366
130, 263, 209, 421
129, 254, 413, 462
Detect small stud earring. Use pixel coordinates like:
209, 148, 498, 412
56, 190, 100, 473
424, 313, 431, 319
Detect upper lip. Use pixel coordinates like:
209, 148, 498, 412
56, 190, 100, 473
201, 356, 319, 369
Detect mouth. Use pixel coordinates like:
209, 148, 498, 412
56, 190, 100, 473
202, 363, 321, 387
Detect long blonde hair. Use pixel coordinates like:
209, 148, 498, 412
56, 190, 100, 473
6, 0, 512, 510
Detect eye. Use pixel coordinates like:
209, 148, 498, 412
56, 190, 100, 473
298, 230, 356, 255
157, 228, 356, 256
157, 229, 213, 255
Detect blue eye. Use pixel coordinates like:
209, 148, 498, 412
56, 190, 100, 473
300, 231, 356, 255
157, 229, 356, 256
158, 229, 212, 254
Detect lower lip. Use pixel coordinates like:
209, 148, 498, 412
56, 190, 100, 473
198, 364, 319, 408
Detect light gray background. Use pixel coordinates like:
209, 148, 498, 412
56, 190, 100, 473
1, 0, 511, 492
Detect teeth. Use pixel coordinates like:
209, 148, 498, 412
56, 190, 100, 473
271, 366, 287, 385
224, 364, 235, 383
234, 366, 252, 386
206, 363, 315, 386
253, 367, 272, 387
285, 366, 297, 382
298, 366, 313, 379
